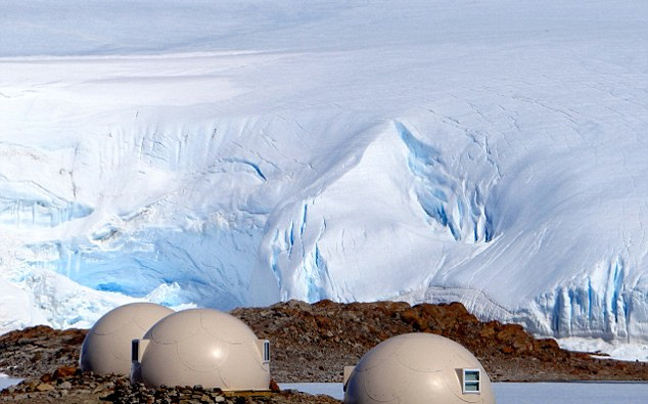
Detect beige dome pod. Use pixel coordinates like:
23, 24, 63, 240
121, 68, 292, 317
80, 302, 175, 375
131, 308, 271, 391
343, 333, 496, 404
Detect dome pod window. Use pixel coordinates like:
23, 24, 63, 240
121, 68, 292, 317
462, 369, 481, 394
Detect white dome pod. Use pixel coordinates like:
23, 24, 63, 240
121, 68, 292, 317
80, 303, 174, 375
344, 333, 495, 404
131, 308, 271, 391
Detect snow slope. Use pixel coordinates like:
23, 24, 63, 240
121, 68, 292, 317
1, 0, 648, 359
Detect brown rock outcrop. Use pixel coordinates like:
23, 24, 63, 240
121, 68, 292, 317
231, 300, 648, 382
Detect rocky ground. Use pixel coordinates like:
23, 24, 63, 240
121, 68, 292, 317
233, 300, 648, 382
1, 300, 647, 403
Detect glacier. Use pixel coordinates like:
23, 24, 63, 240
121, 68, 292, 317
1, 0, 648, 360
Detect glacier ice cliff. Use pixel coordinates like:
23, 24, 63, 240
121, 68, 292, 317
1, 0, 648, 360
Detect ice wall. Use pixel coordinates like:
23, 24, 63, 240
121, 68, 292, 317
1, 0, 648, 359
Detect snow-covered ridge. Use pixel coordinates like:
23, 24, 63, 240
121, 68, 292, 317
1, 0, 648, 360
